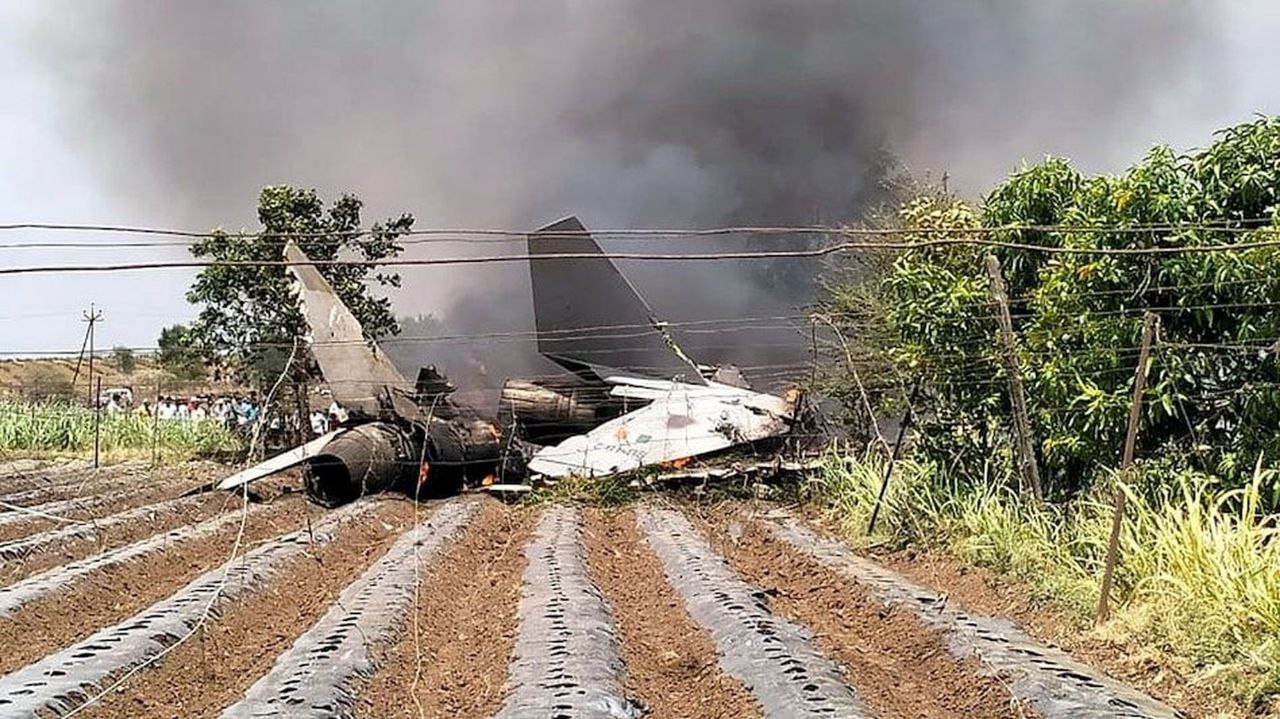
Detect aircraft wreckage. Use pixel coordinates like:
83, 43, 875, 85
218, 217, 807, 505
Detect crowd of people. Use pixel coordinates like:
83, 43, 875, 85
111, 394, 263, 430
101, 389, 348, 441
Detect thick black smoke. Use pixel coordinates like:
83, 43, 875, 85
32, 1, 1215, 389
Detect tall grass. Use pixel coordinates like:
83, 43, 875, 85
809, 449, 1280, 708
0, 400, 240, 462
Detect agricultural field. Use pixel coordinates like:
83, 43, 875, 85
0, 457, 1191, 719
0, 401, 239, 462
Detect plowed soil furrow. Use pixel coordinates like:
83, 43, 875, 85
696, 507, 1031, 719
765, 513, 1182, 719
0, 479, 201, 543
221, 498, 480, 718
636, 506, 870, 718
0, 495, 315, 674
0, 500, 380, 718
583, 508, 761, 719
0, 488, 137, 541
0, 461, 116, 494
0, 501, 271, 617
356, 500, 534, 719
68, 499, 417, 719
0, 493, 237, 585
0, 461, 204, 503
0, 481, 129, 508
0, 469, 158, 508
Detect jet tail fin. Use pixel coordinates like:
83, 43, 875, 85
527, 217, 703, 383
284, 242, 416, 418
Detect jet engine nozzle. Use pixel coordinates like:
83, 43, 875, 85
305, 422, 414, 507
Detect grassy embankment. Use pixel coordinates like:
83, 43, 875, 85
0, 400, 240, 463
807, 450, 1280, 715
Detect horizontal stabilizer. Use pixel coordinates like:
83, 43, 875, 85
216, 429, 347, 491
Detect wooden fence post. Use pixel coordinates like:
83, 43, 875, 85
92, 376, 102, 470
867, 380, 920, 535
985, 255, 1042, 500
151, 382, 161, 467
1096, 312, 1159, 623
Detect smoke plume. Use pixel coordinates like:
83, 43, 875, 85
30, 1, 1217, 389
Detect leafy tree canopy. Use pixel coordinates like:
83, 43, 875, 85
828, 117, 1280, 496
111, 346, 136, 374
156, 324, 207, 382
186, 186, 412, 385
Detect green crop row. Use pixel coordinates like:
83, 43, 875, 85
0, 401, 240, 462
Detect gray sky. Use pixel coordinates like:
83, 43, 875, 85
2, 1, 1279, 358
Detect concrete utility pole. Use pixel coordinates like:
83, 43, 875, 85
1096, 312, 1159, 623
985, 255, 1042, 501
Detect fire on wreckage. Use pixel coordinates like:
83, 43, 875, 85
217, 216, 803, 505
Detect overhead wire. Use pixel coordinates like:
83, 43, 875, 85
9, 220, 1280, 274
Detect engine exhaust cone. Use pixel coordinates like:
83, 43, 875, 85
303, 423, 412, 507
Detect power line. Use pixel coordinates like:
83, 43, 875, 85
0, 218, 1276, 240
2, 238, 1278, 277
7, 222, 1280, 274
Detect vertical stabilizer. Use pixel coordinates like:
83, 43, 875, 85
527, 217, 702, 383
284, 242, 415, 418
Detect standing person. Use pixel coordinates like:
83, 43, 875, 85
217, 398, 235, 430
310, 409, 328, 436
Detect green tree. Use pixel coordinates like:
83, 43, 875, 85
156, 324, 207, 381
111, 346, 137, 374
186, 186, 412, 385
827, 117, 1280, 496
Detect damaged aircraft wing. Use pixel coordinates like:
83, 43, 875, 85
526, 379, 794, 480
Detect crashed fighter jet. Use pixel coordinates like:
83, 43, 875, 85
218, 216, 798, 505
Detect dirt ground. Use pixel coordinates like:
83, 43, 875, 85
0, 494, 317, 674
692, 506, 1032, 719
356, 500, 536, 718
76, 500, 418, 719
876, 549, 1225, 719
0, 460, 1188, 719
583, 508, 761, 719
